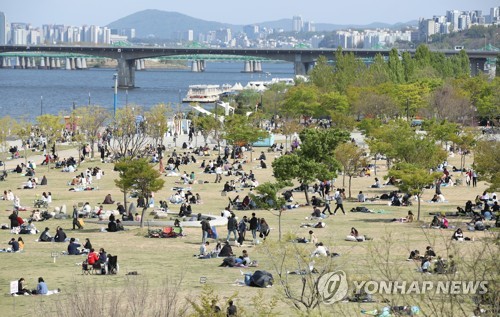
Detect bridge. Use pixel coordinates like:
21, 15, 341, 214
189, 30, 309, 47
0, 45, 497, 88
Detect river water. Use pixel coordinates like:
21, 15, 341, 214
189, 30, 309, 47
0, 62, 294, 120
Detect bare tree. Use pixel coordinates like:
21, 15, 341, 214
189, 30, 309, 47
110, 106, 149, 158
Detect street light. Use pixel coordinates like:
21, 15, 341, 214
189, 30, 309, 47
113, 73, 118, 118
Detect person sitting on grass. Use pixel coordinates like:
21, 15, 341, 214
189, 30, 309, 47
407, 250, 421, 261
430, 215, 440, 228
451, 228, 470, 241
31, 277, 60, 295
420, 257, 431, 273
38, 227, 52, 242
346, 227, 366, 242
440, 215, 449, 229
311, 242, 328, 257
67, 238, 81, 255
8, 237, 20, 252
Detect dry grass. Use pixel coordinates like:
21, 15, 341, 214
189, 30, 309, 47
0, 138, 496, 316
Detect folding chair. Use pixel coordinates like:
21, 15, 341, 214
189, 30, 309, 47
82, 260, 92, 275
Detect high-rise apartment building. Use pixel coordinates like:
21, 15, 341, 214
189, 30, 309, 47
292, 16, 303, 32
0, 12, 5, 44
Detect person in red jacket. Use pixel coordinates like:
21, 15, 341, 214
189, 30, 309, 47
87, 248, 99, 265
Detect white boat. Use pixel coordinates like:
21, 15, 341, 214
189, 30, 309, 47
182, 84, 232, 103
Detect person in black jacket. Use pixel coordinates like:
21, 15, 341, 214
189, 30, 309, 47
226, 213, 238, 242
249, 213, 258, 240
54, 227, 67, 242
8, 211, 19, 229
201, 218, 212, 243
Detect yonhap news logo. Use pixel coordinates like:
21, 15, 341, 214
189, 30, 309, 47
318, 270, 489, 305
317, 271, 349, 305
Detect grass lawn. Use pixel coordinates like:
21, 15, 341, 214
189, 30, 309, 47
0, 140, 497, 316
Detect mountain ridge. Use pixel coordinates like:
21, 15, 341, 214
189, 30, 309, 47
106, 9, 417, 39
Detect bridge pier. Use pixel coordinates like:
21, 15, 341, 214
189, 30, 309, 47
117, 58, 135, 88
470, 58, 486, 76
191, 60, 205, 72
55, 58, 61, 69
243, 60, 253, 73
81, 58, 87, 69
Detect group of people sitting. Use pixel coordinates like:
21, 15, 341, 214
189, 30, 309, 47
407, 246, 456, 274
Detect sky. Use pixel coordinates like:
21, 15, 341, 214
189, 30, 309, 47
2, 0, 499, 27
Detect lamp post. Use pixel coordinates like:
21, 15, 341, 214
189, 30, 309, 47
113, 73, 118, 118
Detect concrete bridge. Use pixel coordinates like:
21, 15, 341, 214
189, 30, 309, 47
0, 45, 497, 89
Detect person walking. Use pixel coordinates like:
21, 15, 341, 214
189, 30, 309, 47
333, 190, 346, 215
72, 205, 82, 230
249, 213, 258, 241
226, 213, 238, 242
322, 194, 333, 215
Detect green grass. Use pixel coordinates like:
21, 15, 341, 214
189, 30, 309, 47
0, 145, 496, 316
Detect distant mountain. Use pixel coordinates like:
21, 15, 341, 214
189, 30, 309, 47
107, 9, 240, 38
107, 10, 417, 39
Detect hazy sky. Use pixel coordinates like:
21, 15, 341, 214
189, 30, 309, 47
2, 0, 498, 26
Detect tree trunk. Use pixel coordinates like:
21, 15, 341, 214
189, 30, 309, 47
342, 170, 346, 187
460, 154, 465, 176
348, 175, 352, 198
303, 187, 310, 205
140, 206, 147, 228
123, 192, 128, 215
278, 209, 282, 242
417, 195, 421, 221
374, 157, 377, 176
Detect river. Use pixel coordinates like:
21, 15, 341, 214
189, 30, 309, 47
0, 62, 294, 120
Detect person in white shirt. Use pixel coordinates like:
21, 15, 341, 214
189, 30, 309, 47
358, 191, 366, 202
311, 242, 328, 257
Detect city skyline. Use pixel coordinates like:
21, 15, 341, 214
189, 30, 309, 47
2, 0, 499, 27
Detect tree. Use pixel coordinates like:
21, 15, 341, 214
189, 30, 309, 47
111, 106, 149, 158
191, 114, 222, 146
252, 181, 292, 241
388, 163, 442, 220
12, 117, 34, 166
272, 128, 349, 204
0, 116, 15, 168
387, 48, 404, 83
474, 140, 500, 191
450, 129, 477, 175
223, 114, 268, 160
308, 55, 335, 92
114, 158, 165, 228
281, 84, 320, 119
36, 114, 64, 168
73, 105, 111, 158
334, 142, 367, 198
332, 48, 366, 93
427, 84, 472, 124
145, 103, 171, 146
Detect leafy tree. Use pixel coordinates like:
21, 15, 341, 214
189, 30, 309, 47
414, 45, 432, 69
281, 84, 320, 119
253, 181, 292, 241
0, 116, 15, 168
401, 51, 415, 82
317, 91, 349, 117
36, 114, 64, 167
387, 48, 404, 83
145, 103, 171, 146
308, 55, 335, 92
114, 158, 165, 228
388, 163, 442, 220
363, 53, 390, 85
334, 142, 367, 198
12, 117, 34, 165
191, 114, 222, 146
474, 140, 500, 191
111, 106, 149, 158
333, 47, 366, 93
450, 129, 477, 175
73, 105, 111, 158
367, 120, 446, 169
425, 120, 459, 147
272, 128, 349, 203
223, 114, 268, 160
351, 89, 398, 121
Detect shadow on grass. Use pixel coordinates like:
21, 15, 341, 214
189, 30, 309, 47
351, 218, 394, 223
